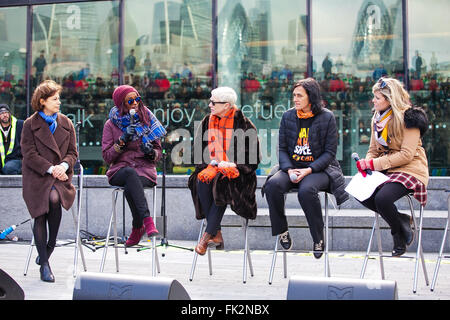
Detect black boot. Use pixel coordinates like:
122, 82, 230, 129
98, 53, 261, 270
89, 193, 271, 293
398, 213, 414, 246
36, 245, 55, 265
40, 262, 55, 282
392, 232, 406, 257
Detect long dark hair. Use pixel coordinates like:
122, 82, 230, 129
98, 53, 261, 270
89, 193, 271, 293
293, 78, 324, 115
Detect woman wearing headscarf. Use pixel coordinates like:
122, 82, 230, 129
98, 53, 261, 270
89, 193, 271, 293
21, 80, 78, 282
356, 77, 428, 257
102, 85, 166, 247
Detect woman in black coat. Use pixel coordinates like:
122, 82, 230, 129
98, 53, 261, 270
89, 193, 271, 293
188, 87, 261, 255
263, 78, 348, 258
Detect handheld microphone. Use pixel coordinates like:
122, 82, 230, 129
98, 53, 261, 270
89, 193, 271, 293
351, 152, 372, 175
290, 173, 298, 182
129, 109, 136, 125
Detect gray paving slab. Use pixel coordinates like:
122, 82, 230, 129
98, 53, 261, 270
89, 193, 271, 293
0, 240, 449, 301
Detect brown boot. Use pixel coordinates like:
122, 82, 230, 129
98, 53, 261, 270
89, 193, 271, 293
208, 230, 224, 250
195, 232, 212, 255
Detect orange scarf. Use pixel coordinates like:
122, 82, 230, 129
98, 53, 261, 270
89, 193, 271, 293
198, 107, 240, 183
297, 109, 314, 119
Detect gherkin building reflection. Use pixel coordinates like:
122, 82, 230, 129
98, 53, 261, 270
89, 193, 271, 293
351, 0, 401, 70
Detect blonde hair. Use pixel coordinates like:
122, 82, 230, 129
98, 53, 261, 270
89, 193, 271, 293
372, 77, 411, 139
31, 80, 62, 112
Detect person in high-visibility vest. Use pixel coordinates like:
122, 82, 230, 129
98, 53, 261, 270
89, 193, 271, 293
0, 104, 23, 175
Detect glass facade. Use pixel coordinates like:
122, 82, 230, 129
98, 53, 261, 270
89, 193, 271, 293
0, 6, 27, 120
0, 0, 448, 176
31, 1, 119, 174
408, 0, 450, 176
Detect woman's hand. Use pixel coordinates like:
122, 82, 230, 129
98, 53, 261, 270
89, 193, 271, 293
356, 159, 374, 177
56, 173, 69, 181
51, 164, 67, 180
218, 161, 236, 168
288, 168, 312, 183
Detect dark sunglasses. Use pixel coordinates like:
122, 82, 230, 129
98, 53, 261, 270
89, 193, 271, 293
127, 96, 141, 105
378, 78, 387, 89
209, 99, 228, 106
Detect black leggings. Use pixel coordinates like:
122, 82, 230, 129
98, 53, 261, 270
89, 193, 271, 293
359, 182, 410, 235
109, 167, 155, 229
33, 189, 62, 264
264, 170, 330, 243
197, 180, 226, 236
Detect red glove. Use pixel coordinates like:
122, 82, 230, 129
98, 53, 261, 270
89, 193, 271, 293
356, 159, 374, 177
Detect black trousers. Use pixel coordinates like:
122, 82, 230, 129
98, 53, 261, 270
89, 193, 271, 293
359, 182, 410, 235
110, 167, 155, 229
197, 180, 226, 236
264, 170, 330, 243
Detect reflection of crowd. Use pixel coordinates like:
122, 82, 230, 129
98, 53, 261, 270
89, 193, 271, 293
1, 48, 449, 176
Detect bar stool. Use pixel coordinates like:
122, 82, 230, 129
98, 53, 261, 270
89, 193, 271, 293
430, 190, 450, 291
360, 194, 429, 293
268, 191, 332, 284
24, 164, 87, 278
189, 218, 254, 284
99, 186, 160, 276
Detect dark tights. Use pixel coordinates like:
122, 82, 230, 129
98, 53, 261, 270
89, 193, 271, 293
33, 189, 62, 264
359, 182, 410, 235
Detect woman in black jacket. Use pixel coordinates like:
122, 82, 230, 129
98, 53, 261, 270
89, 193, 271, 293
263, 78, 348, 258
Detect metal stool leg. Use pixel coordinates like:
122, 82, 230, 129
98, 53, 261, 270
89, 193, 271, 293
151, 186, 160, 276
324, 193, 330, 277
113, 191, 119, 273
23, 224, 34, 276
431, 196, 450, 291
411, 201, 429, 293
189, 219, 206, 281
360, 213, 385, 280
243, 219, 254, 283
72, 165, 87, 277
100, 189, 119, 272
374, 213, 386, 280
268, 236, 279, 284
431, 194, 450, 291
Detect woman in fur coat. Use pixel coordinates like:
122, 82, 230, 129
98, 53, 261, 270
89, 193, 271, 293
356, 77, 429, 257
188, 87, 261, 255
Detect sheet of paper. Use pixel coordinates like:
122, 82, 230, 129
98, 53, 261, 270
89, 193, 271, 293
345, 171, 390, 202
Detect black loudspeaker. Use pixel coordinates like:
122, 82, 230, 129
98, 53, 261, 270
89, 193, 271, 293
287, 276, 398, 300
0, 269, 25, 300
73, 272, 190, 300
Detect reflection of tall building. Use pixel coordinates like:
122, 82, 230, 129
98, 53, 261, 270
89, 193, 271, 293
247, 0, 272, 61
150, 1, 210, 46
351, 0, 394, 67
288, 15, 307, 50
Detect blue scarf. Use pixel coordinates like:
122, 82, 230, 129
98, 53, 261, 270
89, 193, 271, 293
109, 106, 166, 144
38, 111, 58, 134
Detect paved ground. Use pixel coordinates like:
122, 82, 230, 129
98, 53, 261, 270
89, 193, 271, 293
0, 239, 449, 301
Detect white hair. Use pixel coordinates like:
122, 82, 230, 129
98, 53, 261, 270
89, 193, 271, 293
211, 87, 237, 105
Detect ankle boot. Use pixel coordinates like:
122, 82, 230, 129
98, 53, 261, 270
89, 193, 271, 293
143, 217, 159, 237
392, 232, 406, 257
195, 232, 212, 255
125, 226, 145, 247
207, 230, 224, 250
40, 262, 55, 283
36, 245, 55, 265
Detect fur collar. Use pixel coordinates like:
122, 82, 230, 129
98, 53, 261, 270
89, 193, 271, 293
404, 107, 428, 137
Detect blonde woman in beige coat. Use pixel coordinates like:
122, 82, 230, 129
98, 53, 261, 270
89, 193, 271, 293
356, 77, 429, 257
